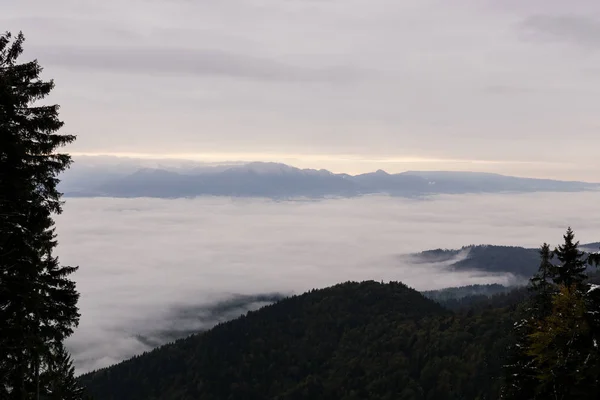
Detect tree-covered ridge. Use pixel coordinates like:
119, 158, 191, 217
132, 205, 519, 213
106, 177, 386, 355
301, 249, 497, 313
413, 242, 600, 278
422, 283, 510, 302
80, 281, 517, 400
85, 285, 515, 367
90, 285, 514, 367
413, 245, 542, 278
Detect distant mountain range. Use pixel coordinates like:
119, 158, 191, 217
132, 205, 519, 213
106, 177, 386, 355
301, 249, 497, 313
60, 161, 600, 198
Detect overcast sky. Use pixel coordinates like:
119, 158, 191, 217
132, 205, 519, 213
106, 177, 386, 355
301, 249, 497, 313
3, 0, 600, 179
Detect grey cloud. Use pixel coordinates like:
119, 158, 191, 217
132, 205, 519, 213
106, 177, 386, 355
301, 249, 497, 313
3, 16, 139, 40
520, 14, 600, 48
33, 45, 367, 83
482, 84, 538, 95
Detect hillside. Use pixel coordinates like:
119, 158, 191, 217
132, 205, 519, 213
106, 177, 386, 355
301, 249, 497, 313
422, 283, 510, 302
411, 243, 600, 278
411, 245, 541, 278
80, 281, 517, 400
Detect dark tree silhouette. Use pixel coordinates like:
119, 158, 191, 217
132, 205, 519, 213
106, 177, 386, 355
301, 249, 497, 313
44, 343, 85, 400
0, 31, 82, 399
503, 229, 600, 399
553, 227, 587, 288
529, 243, 556, 318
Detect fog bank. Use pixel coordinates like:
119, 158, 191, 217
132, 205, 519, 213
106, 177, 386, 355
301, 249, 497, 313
54, 192, 600, 373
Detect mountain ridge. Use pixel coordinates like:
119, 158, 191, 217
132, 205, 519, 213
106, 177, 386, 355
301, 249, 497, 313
60, 161, 600, 199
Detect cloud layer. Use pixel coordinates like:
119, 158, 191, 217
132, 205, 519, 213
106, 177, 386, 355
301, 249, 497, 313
54, 192, 600, 373
34, 46, 366, 82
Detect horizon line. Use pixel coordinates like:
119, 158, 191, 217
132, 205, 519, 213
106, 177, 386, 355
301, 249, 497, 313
69, 151, 563, 166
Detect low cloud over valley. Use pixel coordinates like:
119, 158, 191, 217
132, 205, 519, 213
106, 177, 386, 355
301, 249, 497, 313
54, 192, 600, 373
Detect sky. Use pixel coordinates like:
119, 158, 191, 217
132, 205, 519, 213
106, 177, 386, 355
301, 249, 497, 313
3, 0, 600, 179
55, 192, 600, 373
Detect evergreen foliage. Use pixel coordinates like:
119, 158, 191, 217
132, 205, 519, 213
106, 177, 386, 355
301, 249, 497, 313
502, 228, 600, 399
80, 281, 518, 400
553, 227, 587, 288
0, 31, 83, 399
43, 343, 85, 400
528, 243, 554, 318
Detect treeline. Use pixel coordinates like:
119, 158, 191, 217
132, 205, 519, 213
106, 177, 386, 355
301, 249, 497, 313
422, 283, 511, 302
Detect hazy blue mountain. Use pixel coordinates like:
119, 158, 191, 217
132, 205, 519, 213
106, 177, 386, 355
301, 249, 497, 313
402, 170, 596, 193
73, 163, 357, 198
580, 242, 600, 253
351, 169, 431, 195
60, 161, 599, 198
58, 162, 135, 192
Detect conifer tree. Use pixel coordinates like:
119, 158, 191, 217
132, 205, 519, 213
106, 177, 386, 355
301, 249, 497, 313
500, 315, 538, 400
526, 285, 600, 399
42, 343, 85, 400
529, 243, 556, 318
503, 229, 600, 399
501, 244, 555, 400
0, 31, 81, 399
553, 227, 587, 288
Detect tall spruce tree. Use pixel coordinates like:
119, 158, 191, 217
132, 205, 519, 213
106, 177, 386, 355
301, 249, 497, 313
503, 229, 600, 399
43, 343, 84, 400
0, 31, 82, 399
553, 227, 587, 288
501, 244, 556, 400
526, 285, 599, 399
529, 243, 556, 318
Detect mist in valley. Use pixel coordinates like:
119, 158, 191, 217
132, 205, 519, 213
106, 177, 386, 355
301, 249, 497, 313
55, 192, 600, 373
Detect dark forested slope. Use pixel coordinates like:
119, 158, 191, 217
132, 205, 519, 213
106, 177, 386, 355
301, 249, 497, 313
411, 242, 600, 279
81, 281, 517, 400
413, 245, 541, 277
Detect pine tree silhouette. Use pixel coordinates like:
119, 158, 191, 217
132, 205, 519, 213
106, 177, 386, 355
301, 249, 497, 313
1, 31, 81, 399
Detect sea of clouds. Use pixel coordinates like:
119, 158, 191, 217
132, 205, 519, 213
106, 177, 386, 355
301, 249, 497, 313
54, 192, 600, 373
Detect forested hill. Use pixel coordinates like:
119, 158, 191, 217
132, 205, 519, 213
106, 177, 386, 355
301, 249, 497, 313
80, 281, 517, 400
411, 243, 600, 278
412, 245, 541, 277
